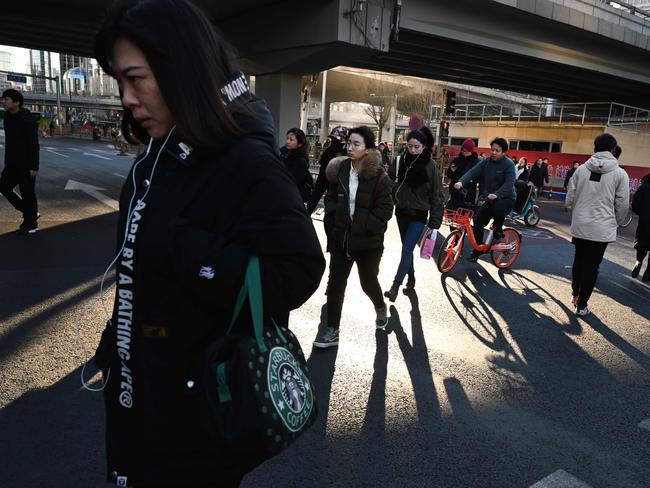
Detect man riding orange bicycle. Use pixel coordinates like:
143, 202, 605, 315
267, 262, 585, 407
453, 137, 516, 262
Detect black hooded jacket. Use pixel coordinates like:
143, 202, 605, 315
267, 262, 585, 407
3, 107, 39, 171
279, 146, 313, 201
93, 92, 325, 486
448, 152, 479, 187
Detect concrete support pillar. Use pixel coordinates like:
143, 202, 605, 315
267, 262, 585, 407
300, 90, 310, 133
319, 70, 329, 144
386, 99, 397, 146
321, 102, 331, 143
255, 73, 302, 145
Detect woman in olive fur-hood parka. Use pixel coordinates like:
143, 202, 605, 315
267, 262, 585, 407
312, 126, 394, 350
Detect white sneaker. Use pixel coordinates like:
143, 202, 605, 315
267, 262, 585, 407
575, 306, 590, 317
375, 305, 388, 330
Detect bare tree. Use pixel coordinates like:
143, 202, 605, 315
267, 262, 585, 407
364, 100, 391, 141
398, 90, 442, 127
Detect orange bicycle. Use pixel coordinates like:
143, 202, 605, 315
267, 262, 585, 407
436, 207, 522, 273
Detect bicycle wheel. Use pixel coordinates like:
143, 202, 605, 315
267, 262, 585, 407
490, 228, 521, 269
437, 230, 464, 273
524, 206, 540, 227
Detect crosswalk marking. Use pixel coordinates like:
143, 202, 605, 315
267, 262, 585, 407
112, 173, 126, 178
47, 149, 69, 158
83, 152, 111, 160
639, 418, 650, 431
529, 470, 592, 488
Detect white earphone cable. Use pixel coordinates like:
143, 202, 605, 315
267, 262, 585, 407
78, 128, 176, 392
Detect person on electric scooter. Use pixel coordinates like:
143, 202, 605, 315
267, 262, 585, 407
453, 137, 516, 262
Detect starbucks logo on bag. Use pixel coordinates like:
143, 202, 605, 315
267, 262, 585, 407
267, 347, 314, 432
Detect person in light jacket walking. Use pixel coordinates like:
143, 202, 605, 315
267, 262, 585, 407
565, 134, 630, 316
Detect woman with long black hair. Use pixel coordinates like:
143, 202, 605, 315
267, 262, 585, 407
91, 1, 324, 485
384, 126, 444, 300
280, 127, 313, 202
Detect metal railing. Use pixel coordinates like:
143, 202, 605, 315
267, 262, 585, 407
600, 0, 650, 22
431, 101, 650, 132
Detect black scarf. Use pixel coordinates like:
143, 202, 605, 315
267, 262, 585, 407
398, 148, 431, 188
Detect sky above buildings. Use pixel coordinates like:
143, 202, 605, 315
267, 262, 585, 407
0, 45, 31, 73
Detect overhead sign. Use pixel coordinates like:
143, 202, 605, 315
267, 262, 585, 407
7, 74, 27, 84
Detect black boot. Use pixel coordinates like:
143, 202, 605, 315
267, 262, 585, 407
632, 261, 642, 278
403, 274, 416, 294
384, 282, 399, 302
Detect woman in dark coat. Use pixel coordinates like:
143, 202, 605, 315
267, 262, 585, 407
312, 126, 393, 349
92, 1, 325, 486
280, 127, 313, 202
448, 138, 480, 203
632, 173, 650, 281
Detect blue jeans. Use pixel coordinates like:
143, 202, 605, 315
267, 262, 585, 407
395, 216, 426, 285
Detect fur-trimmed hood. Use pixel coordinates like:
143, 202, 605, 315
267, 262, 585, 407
325, 149, 383, 183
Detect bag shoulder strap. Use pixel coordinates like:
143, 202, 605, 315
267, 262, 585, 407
373, 170, 388, 200
225, 256, 289, 353
225, 256, 266, 352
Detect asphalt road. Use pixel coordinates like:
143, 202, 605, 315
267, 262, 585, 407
0, 136, 648, 488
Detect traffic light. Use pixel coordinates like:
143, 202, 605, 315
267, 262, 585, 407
440, 120, 449, 138
444, 89, 456, 115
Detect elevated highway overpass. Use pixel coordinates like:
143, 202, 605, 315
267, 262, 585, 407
3, 0, 650, 132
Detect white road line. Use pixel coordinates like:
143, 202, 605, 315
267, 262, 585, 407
83, 152, 111, 160
112, 173, 126, 178
529, 470, 592, 488
47, 150, 69, 158
68, 148, 81, 152
65, 179, 119, 211
639, 418, 650, 431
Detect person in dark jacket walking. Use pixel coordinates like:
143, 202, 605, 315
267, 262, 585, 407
307, 125, 349, 249
448, 138, 479, 203
0, 89, 40, 234
280, 127, 313, 202
563, 161, 580, 190
632, 173, 650, 281
454, 137, 516, 262
91, 2, 325, 486
312, 126, 393, 349
529, 157, 549, 197
377, 141, 391, 169
384, 126, 443, 300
